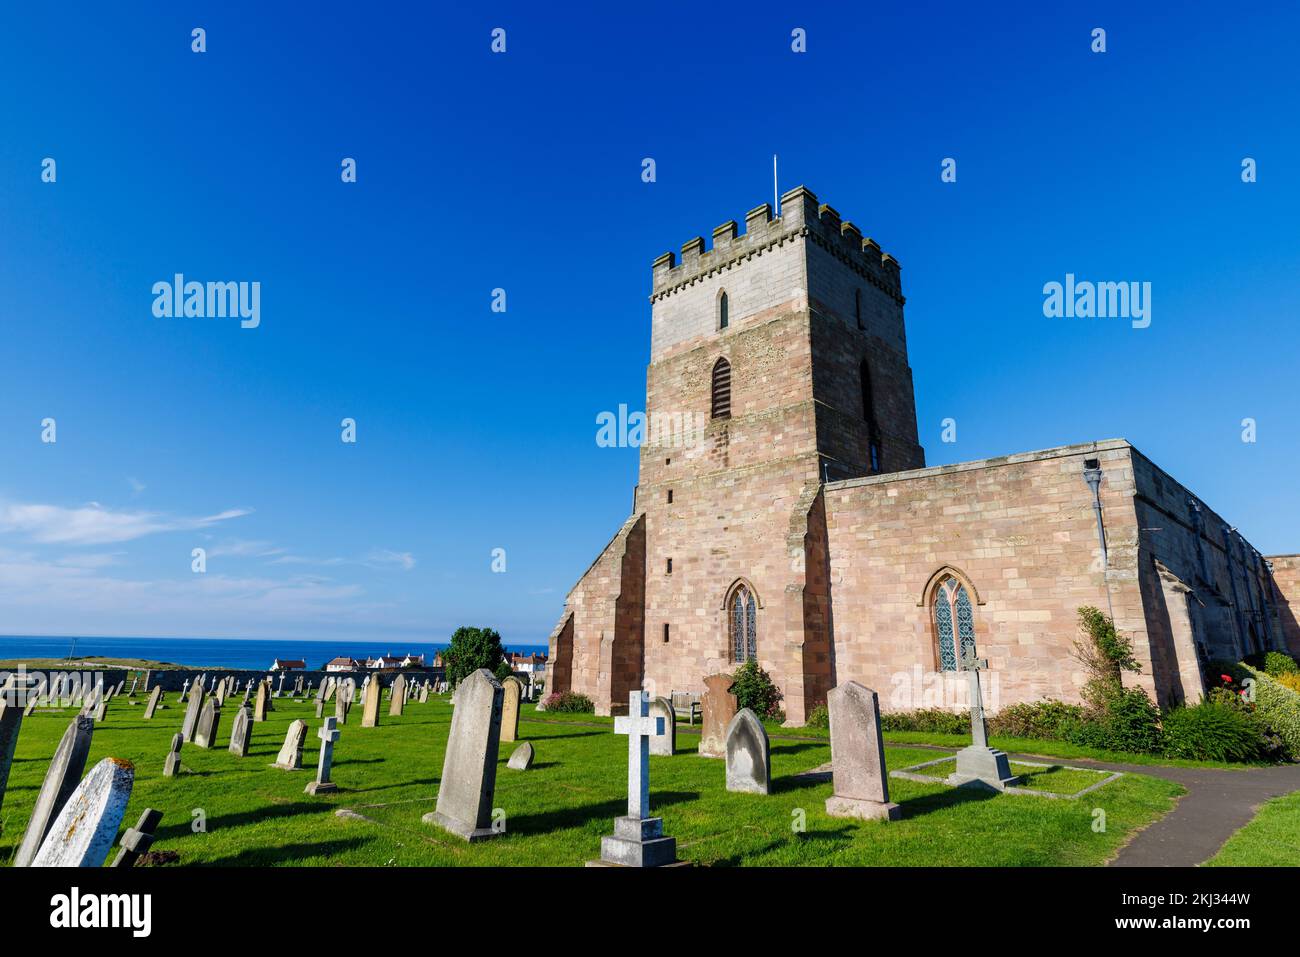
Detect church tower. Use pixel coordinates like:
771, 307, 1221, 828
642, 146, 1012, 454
548, 186, 923, 721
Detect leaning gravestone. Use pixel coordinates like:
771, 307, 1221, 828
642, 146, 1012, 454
423, 668, 503, 841
228, 705, 252, 757
110, 808, 163, 867
30, 757, 135, 868
361, 678, 382, 728
13, 715, 94, 867
253, 681, 270, 723
194, 697, 221, 749
163, 732, 183, 777
824, 681, 900, 820
315, 697, 325, 719
335, 687, 350, 725
698, 673, 737, 758
389, 674, 407, 717
649, 696, 675, 756
499, 677, 522, 743
724, 708, 771, 795
507, 741, 534, 770
0, 694, 25, 816
181, 685, 204, 742
272, 720, 308, 770
143, 685, 163, 719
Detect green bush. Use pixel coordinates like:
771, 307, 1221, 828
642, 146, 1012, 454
1162, 695, 1269, 762
880, 708, 970, 735
1239, 664, 1300, 757
805, 704, 830, 729
1057, 688, 1162, 753
1262, 652, 1299, 677
730, 659, 783, 719
542, 691, 594, 714
987, 700, 1086, 739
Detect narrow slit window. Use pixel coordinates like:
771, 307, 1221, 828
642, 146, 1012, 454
711, 357, 732, 419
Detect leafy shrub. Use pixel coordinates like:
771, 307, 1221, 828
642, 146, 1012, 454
880, 708, 970, 735
1162, 695, 1269, 762
1262, 652, 1300, 677
542, 691, 594, 714
1276, 672, 1300, 696
493, 660, 515, 683
442, 626, 506, 689
1074, 606, 1142, 710
1237, 665, 1300, 758
987, 700, 1086, 739
730, 659, 783, 719
805, 704, 830, 729
1056, 688, 1162, 753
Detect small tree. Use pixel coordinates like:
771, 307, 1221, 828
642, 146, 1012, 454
730, 659, 783, 719
442, 626, 506, 689
1073, 606, 1141, 713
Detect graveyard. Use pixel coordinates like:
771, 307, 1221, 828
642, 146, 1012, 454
0, 679, 1187, 867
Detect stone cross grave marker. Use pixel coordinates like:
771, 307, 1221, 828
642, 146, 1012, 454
14, 715, 95, 866
305, 717, 341, 795
946, 651, 1018, 791
110, 808, 163, 867
180, 678, 190, 700
31, 757, 135, 868
824, 681, 900, 820
593, 690, 676, 867
423, 668, 502, 841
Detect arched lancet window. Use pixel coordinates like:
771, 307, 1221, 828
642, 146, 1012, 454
711, 357, 732, 419
718, 291, 729, 330
861, 359, 881, 472
933, 576, 976, 671
729, 584, 757, 663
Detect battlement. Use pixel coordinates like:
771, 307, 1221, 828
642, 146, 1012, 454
650, 186, 904, 305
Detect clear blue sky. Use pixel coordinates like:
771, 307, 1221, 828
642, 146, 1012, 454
1, 2, 1296, 644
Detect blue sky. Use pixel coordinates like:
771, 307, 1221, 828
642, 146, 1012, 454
1, 2, 1296, 645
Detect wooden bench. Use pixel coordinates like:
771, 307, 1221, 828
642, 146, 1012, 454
670, 691, 702, 726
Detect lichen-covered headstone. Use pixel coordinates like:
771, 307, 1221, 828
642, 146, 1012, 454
423, 668, 502, 841
272, 720, 307, 770
361, 678, 382, 728
724, 708, 770, 795
500, 677, 522, 743
30, 757, 135, 868
389, 673, 407, 717
253, 681, 270, 723
13, 714, 95, 867
824, 681, 900, 820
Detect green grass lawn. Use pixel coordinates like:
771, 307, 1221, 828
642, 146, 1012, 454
1206, 791, 1300, 866
0, 695, 1182, 867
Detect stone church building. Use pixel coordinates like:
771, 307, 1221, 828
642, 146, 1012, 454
546, 186, 1300, 724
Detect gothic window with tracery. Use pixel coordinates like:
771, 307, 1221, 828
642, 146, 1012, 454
933, 576, 976, 671
730, 584, 757, 663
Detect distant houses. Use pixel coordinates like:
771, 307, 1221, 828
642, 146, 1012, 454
269, 658, 307, 671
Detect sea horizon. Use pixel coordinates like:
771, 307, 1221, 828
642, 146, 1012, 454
0, 634, 549, 672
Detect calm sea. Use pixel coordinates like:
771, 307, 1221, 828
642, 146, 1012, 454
0, 635, 547, 671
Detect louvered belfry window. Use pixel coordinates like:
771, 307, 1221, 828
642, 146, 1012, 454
711, 357, 731, 419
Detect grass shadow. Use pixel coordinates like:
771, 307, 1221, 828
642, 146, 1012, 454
507, 789, 699, 836
154, 801, 324, 840
201, 837, 371, 866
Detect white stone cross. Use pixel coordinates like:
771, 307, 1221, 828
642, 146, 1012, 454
180, 678, 190, 697
315, 717, 341, 783
613, 690, 664, 820
276, 673, 285, 692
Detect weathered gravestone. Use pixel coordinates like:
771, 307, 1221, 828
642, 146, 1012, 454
143, 685, 163, 719
253, 681, 270, 723
389, 673, 407, 717
315, 697, 325, 718
214, 678, 226, 706
500, 676, 522, 743
0, 693, 25, 816
335, 685, 350, 725
361, 677, 382, 728
724, 708, 771, 795
305, 717, 341, 795
591, 690, 677, 867
649, 696, 675, 756
181, 684, 204, 742
93, 692, 109, 723
163, 732, 183, 777
272, 720, 308, 770
507, 741, 534, 770
947, 652, 1018, 791
31, 757, 134, 868
194, 696, 221, 749
228, 705, 252, 757
13, 714, 95, 867
824, 681, 900, 820
698, 673, 737, 758
110, 808, 163, 867
418, 682, 430, 704
423, 668, 502, 841
323, 677, 336, 702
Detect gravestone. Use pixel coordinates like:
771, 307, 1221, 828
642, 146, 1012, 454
228, 705, 252, 757
143, 685, 163, 719
93, 693, 108, 723
214, 678, 227, 706
30, 757, 135, 868
947, 652, 1018, 791
305, 717, 341, 795
507, 741, 534, 770
324, 678, 336, 702
274, 673, 285, 698
499, 677, 522, 743
253, 681, 270, 723
361, 678, 382, 728
110, 808, 163, 867
0, 695, 24, 816
389, 674, 407, 717
181, 685, 204, 742
649, 696, 675, 756
419, 683, 429, 704
179, 678, 191, 700
127, 677, 139, 697
698, 673, 737, 758
272, 720, 307, 770
724, 708, 770, 795
315, 697, 325, 719
824, 681, 900, 820
194, 696, 221, 749
335, 687, 350, 725
163, 733, 183, 777
423, 668, 503, 841
592, 690, 677, 867
14, 715, 94, 866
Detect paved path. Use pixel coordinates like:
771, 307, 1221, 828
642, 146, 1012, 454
526, 715, 1300, 866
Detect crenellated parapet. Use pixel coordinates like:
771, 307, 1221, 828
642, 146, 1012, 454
650, 185, 904, 305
